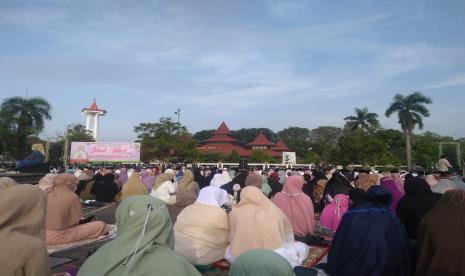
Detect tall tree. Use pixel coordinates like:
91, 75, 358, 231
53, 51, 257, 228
385, 92, 433, 170
278, 127, 310, 141
343, 107, 380, 132
134, 117, 198, 162
63, 123, 95, 142
0, 96, 52, 158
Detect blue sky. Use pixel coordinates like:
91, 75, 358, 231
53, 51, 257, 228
1, 0, 464, 142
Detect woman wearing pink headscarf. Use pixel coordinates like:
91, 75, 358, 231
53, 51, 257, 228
319, 194, 349, 233
272, 175, 315, 236
390, 171, 405, 195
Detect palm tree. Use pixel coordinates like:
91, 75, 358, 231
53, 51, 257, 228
0, 96, 52, 158
344, 107, 380, 132
385, 92, 432, 170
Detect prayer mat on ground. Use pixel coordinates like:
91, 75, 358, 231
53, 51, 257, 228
48, 257, 75, 268
301, 245, 330, 268
47, 224, 117, 254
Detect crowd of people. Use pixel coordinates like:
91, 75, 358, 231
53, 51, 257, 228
1, 161, 465, 276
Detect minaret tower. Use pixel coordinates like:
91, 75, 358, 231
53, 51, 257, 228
81, 99, 106, 141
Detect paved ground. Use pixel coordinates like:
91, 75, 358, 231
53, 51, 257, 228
51, 203, 228, 276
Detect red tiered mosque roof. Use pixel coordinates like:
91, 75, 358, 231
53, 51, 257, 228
205, 122, 238, 143
271, 139, 290, 151
198, 122, 292, 159
247, 133, 274, 146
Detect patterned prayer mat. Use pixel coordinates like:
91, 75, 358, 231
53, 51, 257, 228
47, 224, 117, 254
301, 245, 330, 268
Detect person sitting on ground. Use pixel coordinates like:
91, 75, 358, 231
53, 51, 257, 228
0, 185, 50, 276
267, 170, 283, 198
79, 172, 100, 201
228, 249, 295, 276
448, 170, 465, 190
320, 194, 349, 234
45, 174, 107, 245
226, 185, 309, 268
273, 175, 315, 237
117, 167, 129, 187
380, 177, 404, 213
91, 172, 119, 202
0, 177, 18, 191
348, 188, 366, 210
430, 171, 457, 194
78, 196, 200, 276
119, 172, 148, 201
174, 186, 229, 265
244, 174, 266, 196
260, 175, 272, 198
140, 169, 156, 192
311, 169, 328, 212
318, 200, 410, 276
415, 190, 465, 276
396, 177, 441, 242
150, 172, 176, 204
75, 167, 93, 195
37, 173, 57, 192
355, 170, 377, 192
15, 143, 45, 171
322, 170, 354, 207
210, 171, 230, 188
168, 169, 199, 223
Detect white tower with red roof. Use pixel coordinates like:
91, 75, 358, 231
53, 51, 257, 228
81, 99, 106, 141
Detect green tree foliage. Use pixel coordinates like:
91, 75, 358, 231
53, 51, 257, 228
64, 123, 95, 142
308, 126, 343, 163
344, 107, 380, 132
200, 152, 227, 162
385, 92, 433, 169
193, 129, 215, 143
49, 123, 95, 162
231, 128, 277, 145
337, 129, 390, 166
0, 96, 52, 159
228, 150, 241, 162
134, 117, 198, 162
249, 150, 275, 163
277, 127, 311, 160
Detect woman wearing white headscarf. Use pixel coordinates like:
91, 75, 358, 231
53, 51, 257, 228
150, 173, 176, 204
174, 186, 230, 265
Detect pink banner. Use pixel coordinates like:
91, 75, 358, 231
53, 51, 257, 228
70, 142, 140, 163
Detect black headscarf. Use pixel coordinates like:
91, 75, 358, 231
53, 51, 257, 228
323, 171, 354, 200
91, 173, 119, 202
301, 173, 314, 202
396, 177, 441, 241
348, 188, 367, 210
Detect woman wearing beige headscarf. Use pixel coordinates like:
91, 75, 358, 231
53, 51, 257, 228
119, 172, 148, 201
0, 185, 50, 276
174, 186, 229, 265
356, 172, 378, 192
0, 177, 18, 191
37, 173, 57, 192
45, 173, 107, 245
168, 170, 199, 223
225, 186, 308, 268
